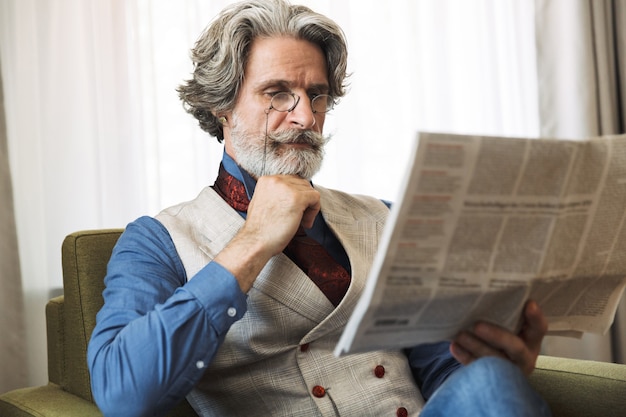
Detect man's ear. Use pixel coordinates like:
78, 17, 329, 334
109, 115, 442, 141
214, 111, 232, 127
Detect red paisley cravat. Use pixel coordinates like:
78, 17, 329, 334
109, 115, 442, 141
213, 164, 351, 306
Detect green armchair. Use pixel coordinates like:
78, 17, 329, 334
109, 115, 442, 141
1, 229, 625, 416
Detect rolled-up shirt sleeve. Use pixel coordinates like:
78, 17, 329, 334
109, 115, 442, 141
87, 216, 246, 417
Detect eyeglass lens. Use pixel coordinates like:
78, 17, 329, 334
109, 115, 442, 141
270, 92, 333, 113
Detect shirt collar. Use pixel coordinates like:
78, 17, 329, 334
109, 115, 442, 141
221, 151, 317, 200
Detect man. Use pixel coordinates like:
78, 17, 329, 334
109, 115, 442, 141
88, 1, 551, 416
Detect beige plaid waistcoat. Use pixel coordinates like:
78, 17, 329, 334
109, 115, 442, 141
157, 185, 424, 417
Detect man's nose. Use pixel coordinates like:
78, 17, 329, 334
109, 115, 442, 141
286, 97, 316, 129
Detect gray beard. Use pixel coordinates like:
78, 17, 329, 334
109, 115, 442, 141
230, 126, 330, 179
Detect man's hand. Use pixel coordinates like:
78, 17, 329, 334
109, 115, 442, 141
244, 175, 321, 254
450, 300, 547, 375
214, 175, 320, 293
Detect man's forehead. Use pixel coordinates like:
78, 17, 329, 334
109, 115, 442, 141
243, 37, 329, 86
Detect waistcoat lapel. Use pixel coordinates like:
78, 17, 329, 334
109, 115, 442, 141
300, 185, 388, 341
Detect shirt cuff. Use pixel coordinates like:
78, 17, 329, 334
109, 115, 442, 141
182, 260, 248, 330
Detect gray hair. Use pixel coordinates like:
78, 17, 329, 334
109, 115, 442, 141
177, 0, 349, 142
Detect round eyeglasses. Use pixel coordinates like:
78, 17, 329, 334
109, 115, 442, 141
268, 92, 334, 114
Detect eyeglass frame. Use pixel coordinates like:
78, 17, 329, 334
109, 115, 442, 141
267, 92, 335, 114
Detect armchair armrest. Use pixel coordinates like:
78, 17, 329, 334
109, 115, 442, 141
530, 355, 626, 417
0, 384, 197, 417
46, 296, 65, 386
0, 384, 102, 417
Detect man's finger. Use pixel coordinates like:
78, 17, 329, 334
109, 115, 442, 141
520, 300, 548, 355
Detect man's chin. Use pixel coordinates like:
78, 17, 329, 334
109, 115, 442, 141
266, 162, 321, 179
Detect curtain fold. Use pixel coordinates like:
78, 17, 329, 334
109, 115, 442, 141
607, 0, 626, 365
535, 0, 626, 363
589, 0, 625, 134
0, 57, 28, 394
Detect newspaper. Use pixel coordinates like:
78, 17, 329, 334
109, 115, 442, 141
335, 131, 626, 356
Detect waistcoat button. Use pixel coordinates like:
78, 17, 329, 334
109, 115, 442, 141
300, 343, 310, 352
374, 365, 385, 378
312, 385, 326, 398
396, 407, 408, 417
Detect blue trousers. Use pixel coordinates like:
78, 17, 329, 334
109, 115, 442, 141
421, 357, 552, 417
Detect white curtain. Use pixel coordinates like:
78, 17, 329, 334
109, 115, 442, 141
1, 0, 622, 388
0, 0, 223, 387
0, 56, 28, 394
313, 0, 539, 201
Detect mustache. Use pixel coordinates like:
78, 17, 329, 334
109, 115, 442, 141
266, 129, 329, 148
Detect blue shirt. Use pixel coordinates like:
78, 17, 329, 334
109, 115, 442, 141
87, 152, 459, 417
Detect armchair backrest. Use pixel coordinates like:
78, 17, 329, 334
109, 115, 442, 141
57, 229, 123, 402
53, 229, 198, 416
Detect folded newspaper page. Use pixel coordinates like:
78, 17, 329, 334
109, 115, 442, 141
335, 131, 626, 356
